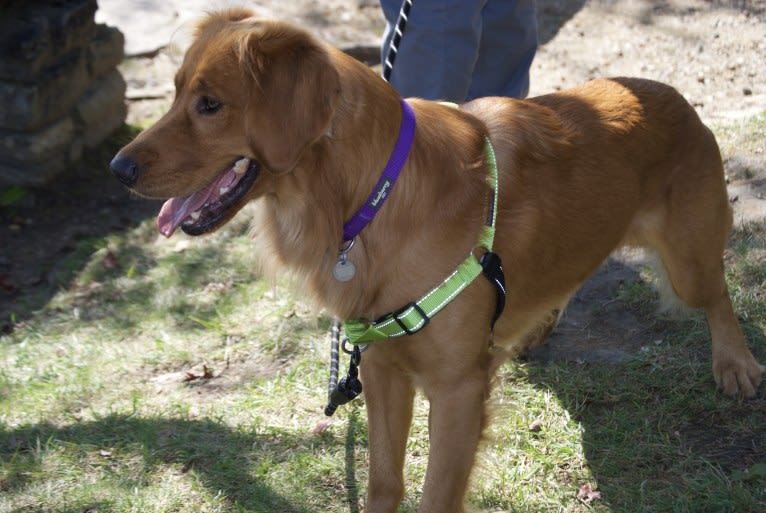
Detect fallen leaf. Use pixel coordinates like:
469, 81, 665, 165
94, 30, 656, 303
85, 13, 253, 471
183, 365, 215, 382
0, 274, 17, 293
577, 482, 602, 504
102, 251, 118, 269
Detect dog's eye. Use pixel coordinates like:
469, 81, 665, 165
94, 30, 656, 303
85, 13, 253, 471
197, 96, 223, 115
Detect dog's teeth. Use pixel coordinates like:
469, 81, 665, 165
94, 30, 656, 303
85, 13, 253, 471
233, 157, 249, 174
190, 211, 201, 221
220, 186, 230, 195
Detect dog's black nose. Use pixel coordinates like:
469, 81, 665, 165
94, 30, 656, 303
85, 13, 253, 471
110, 153, 139, 187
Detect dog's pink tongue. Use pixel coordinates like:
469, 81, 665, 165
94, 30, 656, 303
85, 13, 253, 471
157, 188, 214, 237
157, 168, 239, 237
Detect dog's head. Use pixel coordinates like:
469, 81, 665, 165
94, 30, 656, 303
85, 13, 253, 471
111, 9, 341, 237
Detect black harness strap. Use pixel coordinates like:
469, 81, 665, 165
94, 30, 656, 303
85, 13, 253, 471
480, 251, 506, 329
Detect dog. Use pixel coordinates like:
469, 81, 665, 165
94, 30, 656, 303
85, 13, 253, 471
110, 9, 763, 512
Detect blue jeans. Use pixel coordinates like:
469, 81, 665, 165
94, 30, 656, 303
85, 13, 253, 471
381, 0, 538, 101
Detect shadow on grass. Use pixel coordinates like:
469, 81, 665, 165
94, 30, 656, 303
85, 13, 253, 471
0, 125, 161, 331
16, 217, 263, 341
0, 414, 328, 513
523, 314, 766, 512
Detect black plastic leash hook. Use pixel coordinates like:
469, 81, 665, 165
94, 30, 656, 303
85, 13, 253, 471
325, 343, 363, 416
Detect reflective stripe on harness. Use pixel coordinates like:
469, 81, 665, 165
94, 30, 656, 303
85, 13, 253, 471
344, 136, 505, 345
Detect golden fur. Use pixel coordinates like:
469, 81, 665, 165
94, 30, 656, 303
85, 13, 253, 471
113, 10, 763, 512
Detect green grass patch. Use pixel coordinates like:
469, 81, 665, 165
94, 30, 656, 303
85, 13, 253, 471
714, 111, 766, 160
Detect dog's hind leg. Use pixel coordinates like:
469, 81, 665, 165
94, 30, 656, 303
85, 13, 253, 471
649, 215, 762, 396
361, 349, 416, 513
704, 284, 763, 397
661, 253, 761, 396
637, 154, 762, 397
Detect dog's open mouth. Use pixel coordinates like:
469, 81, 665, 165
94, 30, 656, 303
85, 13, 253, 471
157, 157, 260, 237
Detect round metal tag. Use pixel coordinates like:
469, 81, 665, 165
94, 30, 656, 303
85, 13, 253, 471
333, 260, 356, 282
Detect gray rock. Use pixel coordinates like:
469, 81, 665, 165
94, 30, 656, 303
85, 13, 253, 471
0, 117, 76, 186
0, 0, 125, 185
0, 52, 90, 131
89, 24, 125, 79
76, 70, 127, 148
0, 0, 97, 81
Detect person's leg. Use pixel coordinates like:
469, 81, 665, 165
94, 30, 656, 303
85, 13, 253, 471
466, 0, 538, 99
380, 0, 485, 101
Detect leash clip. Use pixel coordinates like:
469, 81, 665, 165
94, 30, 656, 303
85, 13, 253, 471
325, 342, 363, 416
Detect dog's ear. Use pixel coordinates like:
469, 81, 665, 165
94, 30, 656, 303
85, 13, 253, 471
237, 23, 341, 173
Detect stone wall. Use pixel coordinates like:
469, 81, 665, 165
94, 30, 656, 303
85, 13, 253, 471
0, 0, 126, 186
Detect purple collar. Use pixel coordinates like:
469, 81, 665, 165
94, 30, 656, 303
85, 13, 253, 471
342, 98, 416, 241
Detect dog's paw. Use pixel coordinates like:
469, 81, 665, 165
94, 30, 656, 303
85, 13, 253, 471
713, 350, 763, 398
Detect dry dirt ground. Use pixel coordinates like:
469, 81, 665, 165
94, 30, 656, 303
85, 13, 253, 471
114, 0, 766, 123
2, 0, 765, 362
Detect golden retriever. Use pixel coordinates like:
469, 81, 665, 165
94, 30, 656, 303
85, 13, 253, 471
111, 9, 763, 512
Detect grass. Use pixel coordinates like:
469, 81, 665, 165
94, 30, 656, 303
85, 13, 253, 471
714, 111, 766, 165
2, 115, 766, 512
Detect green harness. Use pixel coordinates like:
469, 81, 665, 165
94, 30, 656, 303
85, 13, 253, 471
343, 136, 503, 345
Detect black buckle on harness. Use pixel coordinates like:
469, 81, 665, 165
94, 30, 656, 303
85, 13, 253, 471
480, 251, 506, 329
392, 302, 430, 335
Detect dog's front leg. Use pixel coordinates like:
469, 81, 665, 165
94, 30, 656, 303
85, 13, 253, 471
361, 348, 416, 513
418, 363, 492, 513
